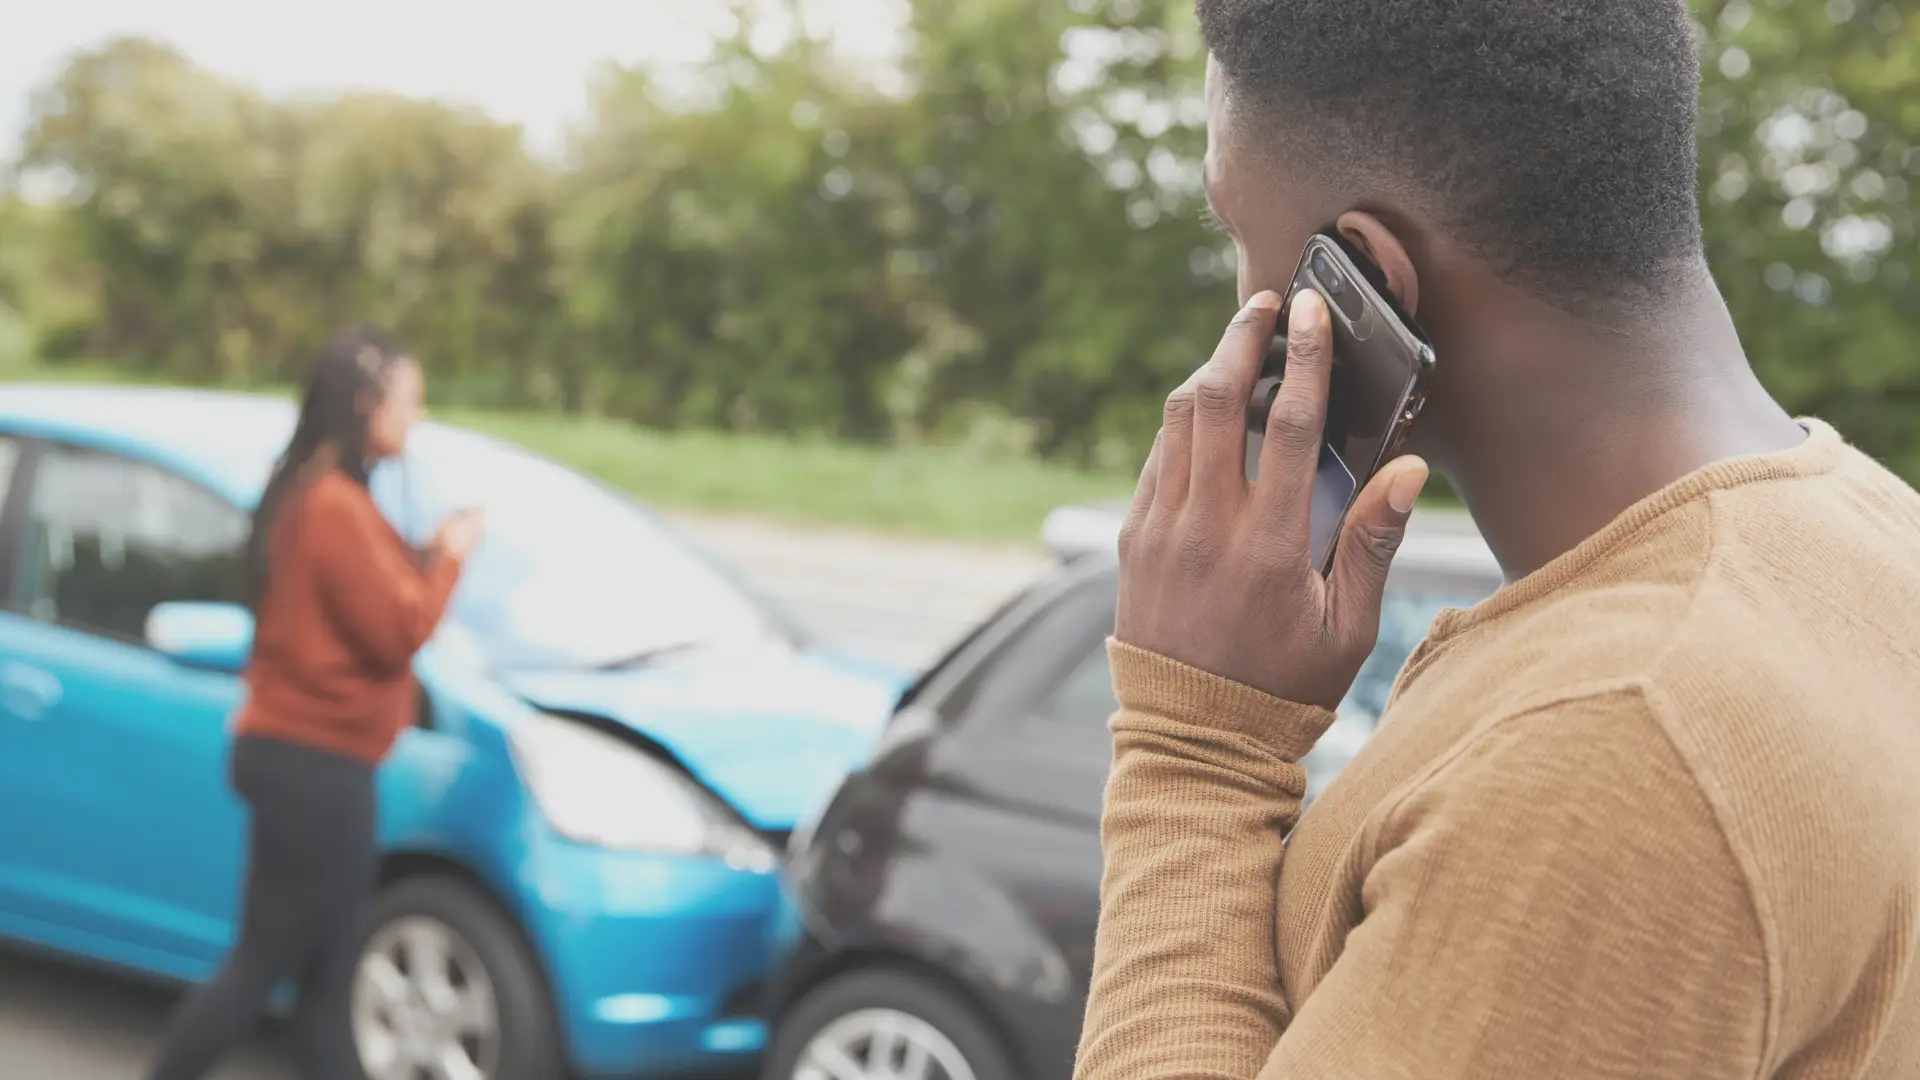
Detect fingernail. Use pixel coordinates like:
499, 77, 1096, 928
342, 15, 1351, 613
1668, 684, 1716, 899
1294, 288, 1326, 329
1388, 460, 1428, 513
1246, 290, 1283, 311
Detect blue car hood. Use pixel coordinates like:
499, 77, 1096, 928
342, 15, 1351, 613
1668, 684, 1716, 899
498, 646, 909, 831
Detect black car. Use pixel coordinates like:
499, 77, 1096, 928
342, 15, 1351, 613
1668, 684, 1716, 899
763, 511, 1503, 1080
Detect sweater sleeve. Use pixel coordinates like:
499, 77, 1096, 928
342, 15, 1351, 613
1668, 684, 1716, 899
1074, 653, 1770, 1080
304, 478, 464, 678
1075, 640, 1336, 1080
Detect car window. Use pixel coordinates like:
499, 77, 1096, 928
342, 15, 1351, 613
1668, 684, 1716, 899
12, 445, 248, 641
1298, 589, 1478, 803
1344, 591, 1466, 722
897, 578, 1044, 711
0, 437, 17, 505
941, 575, 1113, 727
1030, 643, 1119, 736
1024, 588, 1457, 739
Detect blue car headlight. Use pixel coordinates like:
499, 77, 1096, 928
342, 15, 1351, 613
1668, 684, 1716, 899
509, 712, 777, 873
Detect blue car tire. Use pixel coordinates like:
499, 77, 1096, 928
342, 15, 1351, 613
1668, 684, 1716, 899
352, 877, 564, 1080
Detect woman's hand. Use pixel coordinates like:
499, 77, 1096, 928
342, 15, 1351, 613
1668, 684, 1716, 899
431, 507, 487, 562
1114, 288, 1429, 711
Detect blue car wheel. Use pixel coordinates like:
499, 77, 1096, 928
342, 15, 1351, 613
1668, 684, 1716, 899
352, 877, 564, 1080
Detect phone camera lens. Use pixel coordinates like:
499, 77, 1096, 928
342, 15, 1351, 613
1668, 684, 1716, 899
1311, 250, 1345, 295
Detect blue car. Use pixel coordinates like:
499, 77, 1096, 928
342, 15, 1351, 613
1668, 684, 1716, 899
0, 385, 909, 1079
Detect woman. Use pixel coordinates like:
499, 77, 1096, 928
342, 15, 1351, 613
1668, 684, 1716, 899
150, 326, 483, 1080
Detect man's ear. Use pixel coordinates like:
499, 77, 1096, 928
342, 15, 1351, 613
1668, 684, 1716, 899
1336, 211, 1419, 317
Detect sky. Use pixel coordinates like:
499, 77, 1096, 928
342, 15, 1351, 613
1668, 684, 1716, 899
0, 0, 908, 161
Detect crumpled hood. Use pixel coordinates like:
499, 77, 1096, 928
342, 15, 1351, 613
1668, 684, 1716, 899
498, 645, 910, 831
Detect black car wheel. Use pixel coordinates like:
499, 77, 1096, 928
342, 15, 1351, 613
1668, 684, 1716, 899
767, 970, 1017, 1080
350, 877, 565, 1080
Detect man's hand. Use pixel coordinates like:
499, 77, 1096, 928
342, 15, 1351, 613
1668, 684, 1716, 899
1115, 288, 1429, 710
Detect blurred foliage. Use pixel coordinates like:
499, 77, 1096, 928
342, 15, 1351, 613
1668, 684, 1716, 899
1695, 0, 1920, 478
16, 39, 557, 396
3, 0, 1916, 476
0, 193, 95, 369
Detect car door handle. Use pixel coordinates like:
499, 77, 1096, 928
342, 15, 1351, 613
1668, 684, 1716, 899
0, 661, 63, 721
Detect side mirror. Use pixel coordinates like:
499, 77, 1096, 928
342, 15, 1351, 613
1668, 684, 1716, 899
146, 601, 254, 675
1040, 503, 1122, 563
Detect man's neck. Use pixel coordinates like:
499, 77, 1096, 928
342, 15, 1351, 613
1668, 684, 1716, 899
1439, 279, 1806, 583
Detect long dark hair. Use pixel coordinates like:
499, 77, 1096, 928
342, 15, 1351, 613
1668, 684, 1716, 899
245, 325, 411, 612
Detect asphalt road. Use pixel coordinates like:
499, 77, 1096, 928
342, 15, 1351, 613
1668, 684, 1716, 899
0, 516, 1052, 1079
674, 512, 1054, 670
0, 950, 291, 1079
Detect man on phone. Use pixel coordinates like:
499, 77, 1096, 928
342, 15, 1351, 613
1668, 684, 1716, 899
1074, 2, 1920, 1079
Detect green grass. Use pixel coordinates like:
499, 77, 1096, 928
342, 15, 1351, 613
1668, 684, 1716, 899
447, 410, 1136, 544
6, 360, 1137, 545
3, 357, 182, 386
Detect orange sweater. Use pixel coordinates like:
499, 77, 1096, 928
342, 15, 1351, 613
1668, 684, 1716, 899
236, 470, 463, 765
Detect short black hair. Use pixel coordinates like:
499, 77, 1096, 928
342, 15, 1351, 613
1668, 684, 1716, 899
1199, 0, 1704, 309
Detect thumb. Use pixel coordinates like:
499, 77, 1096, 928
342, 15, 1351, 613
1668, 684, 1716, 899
1327, 456, 1428, 650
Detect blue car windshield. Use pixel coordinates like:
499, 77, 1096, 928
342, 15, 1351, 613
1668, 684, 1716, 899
366, 425, 785, 672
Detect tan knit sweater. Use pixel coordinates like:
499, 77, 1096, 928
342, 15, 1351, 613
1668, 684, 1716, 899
1076, 420, 1920, 1080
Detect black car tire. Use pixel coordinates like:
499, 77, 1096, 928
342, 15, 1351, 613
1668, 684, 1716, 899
766, 969, 1018, 1080
353, 876, 566, 1080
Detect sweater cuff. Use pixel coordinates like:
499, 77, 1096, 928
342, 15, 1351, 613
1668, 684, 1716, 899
1107, 638, 1338, 762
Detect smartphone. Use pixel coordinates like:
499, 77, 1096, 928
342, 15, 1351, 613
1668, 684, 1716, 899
1244, 229, 1437, 576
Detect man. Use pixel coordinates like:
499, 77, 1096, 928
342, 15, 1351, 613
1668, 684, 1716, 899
1074, 1, 1920, 1078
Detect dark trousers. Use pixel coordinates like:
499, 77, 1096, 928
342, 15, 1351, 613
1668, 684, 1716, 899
148, 735, 378, 1080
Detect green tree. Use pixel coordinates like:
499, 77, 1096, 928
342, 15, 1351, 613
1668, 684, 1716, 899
21, 40, 283, 380
5, 4, 1915, 486
889, 0, 1227, 464
1695, 0, 1920, 478
19, 37, 556, 397
555, 25, 919, 437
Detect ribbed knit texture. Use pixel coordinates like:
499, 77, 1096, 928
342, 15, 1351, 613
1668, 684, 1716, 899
1076, 419, 1920, 1079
